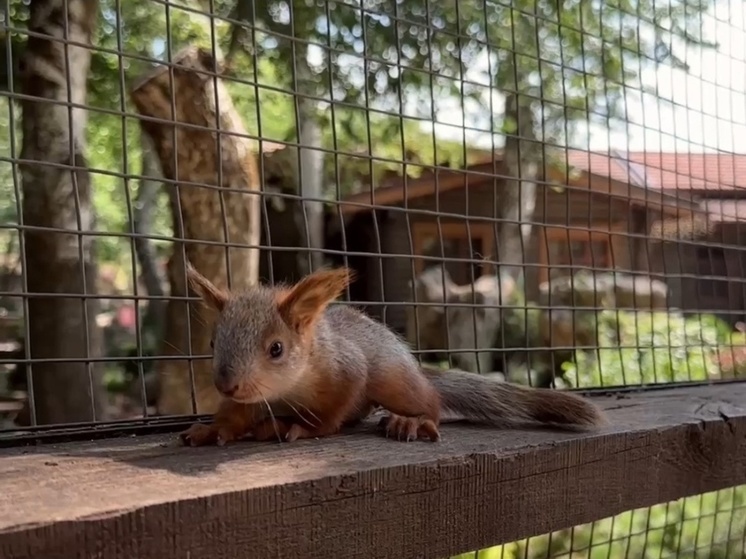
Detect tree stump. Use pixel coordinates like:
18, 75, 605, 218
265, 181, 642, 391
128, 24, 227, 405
131, 47, 261, 415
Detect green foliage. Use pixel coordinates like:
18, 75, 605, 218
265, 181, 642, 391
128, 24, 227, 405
0, 100, 19, 226
476, 485, 746, 559
497, 287, 543, 351
320, 111, 476, 196
245, 0, 716, 146
562, 311, 730, 388
451, 546, 506, 559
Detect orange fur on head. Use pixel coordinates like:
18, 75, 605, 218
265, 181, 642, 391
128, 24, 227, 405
277, 267, 354, 333
185, 262, 229, 312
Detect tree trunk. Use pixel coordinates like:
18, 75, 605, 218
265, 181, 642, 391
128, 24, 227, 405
294, 50, 325, 274
131, 47, 261, 415
18, 0, 106, 425
498, 90, 540, 283
133, 130, 167, 347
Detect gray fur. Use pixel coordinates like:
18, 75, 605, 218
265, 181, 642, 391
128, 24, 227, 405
422, 367, 606, 427
209, 276, 605, 429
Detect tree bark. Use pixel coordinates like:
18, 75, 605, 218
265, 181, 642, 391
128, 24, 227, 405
19, 0, 106, 425
131, 47, 261, 415
294, 50, 325, 274
498, 90, 540, 283
133, 130, 167, 347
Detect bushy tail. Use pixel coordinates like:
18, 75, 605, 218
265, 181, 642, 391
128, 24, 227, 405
422, 367, 606, 428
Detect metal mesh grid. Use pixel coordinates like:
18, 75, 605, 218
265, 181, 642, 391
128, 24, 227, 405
460, 484, 746, 559
0, 0, 745, 556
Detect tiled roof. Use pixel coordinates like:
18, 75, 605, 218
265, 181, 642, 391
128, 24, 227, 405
565, 149, 746, 192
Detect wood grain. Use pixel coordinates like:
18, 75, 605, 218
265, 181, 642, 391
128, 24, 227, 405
1, 383, 746, 559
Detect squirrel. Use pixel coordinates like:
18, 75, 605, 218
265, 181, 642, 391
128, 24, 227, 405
179, 264, 607, 446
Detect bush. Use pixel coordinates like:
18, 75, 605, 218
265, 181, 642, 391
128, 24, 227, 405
562, 311, 732, 388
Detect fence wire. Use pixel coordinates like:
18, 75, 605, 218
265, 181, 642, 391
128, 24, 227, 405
0, 0, 745, 556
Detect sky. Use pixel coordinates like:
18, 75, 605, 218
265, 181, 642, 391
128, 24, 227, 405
426, 0, 746, 154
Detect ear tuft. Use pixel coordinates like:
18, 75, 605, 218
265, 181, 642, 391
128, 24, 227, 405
185, 261, 229, 312
278, 267, 354, 333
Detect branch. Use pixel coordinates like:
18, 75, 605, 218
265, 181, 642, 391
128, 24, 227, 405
225, 0, 256, 67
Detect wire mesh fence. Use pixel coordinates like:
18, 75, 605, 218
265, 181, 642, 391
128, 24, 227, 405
0, 0, 745, 556
459, 484, 746, 559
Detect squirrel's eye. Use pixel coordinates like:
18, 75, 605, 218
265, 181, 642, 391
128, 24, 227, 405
268, 341, 283, 359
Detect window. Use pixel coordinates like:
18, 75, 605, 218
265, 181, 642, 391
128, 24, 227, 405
541, 227, 612, 283
696, 246, 729, 299
412, 222, 495, 284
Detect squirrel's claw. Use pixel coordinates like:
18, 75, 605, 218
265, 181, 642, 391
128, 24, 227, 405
285, 423, 319, 442
378, 414, 441, 443
179, 422, 242, 447
285, 427, 297, 442
179, 423, 217, 447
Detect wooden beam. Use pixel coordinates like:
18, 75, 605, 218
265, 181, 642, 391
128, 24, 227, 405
1, 383, 746, 559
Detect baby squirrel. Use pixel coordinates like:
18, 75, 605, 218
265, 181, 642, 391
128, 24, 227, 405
180, 264, 606, 446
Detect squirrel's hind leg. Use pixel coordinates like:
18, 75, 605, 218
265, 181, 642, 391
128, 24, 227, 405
367, 364, 442, 442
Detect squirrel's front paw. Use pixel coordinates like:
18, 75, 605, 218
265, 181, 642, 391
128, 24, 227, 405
253, 418, 320, 442
378, 414, 440, 442
179, 422, 241, 447
253, 417, 294, 442
179, 423, 216, 446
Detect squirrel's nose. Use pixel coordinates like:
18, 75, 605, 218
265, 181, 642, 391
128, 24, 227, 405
215, 376, 238, 397
215, 365, 239, 397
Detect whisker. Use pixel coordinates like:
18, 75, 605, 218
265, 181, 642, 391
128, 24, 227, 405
191, 309, 209, 328
162, 339, 187, 356
281, 398, 318, 429
283, 398, 323, 427
257, 388, 283, 443
296, 402, 322, 425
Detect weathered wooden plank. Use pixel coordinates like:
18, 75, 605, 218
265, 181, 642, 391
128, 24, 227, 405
1, 383, 745, 559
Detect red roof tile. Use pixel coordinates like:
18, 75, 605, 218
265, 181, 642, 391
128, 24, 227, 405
564, 150, 746, 192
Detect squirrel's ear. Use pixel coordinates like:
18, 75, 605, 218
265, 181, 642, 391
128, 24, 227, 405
277, 267, 354, 333
185, 262, 228, 312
